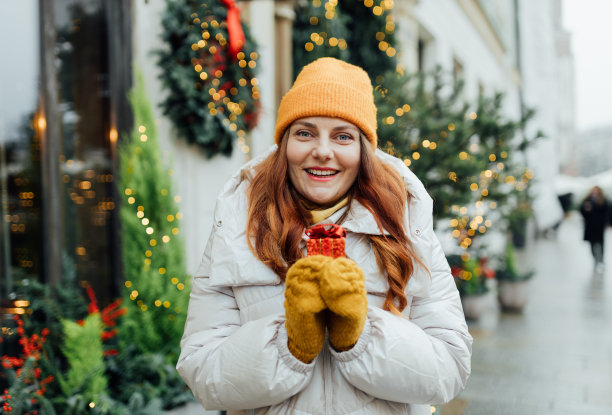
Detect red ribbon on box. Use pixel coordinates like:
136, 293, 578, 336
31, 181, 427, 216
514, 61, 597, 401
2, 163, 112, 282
305, 224, 346, 258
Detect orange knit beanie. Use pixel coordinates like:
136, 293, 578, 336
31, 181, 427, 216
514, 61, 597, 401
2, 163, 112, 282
274, 57, 378, 148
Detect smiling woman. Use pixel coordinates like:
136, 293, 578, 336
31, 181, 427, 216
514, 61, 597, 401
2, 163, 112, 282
286, 117, 361, 206
177, 57, 472, 415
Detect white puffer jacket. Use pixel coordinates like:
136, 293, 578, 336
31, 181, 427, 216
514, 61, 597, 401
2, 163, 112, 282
177, 147, 472, 415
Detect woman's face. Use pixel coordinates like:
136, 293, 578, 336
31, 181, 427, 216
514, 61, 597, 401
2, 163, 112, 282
286, 116, 361, 206
591, 187, 602, 198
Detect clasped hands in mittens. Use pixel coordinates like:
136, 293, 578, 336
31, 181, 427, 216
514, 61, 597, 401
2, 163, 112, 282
284, 255, 368, 363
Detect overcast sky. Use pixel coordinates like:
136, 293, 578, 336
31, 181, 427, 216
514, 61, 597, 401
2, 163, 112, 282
562, 0, 612, 132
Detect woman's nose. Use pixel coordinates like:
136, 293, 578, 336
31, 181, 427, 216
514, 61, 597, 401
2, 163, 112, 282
312, 137, 333, 159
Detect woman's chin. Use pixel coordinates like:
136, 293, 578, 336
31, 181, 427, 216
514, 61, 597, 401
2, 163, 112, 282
306, 196, 333, 206
303, 190, 345, 207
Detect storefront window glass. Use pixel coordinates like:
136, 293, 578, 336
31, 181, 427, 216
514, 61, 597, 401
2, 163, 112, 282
0, 0, 128, 308
0, 0, 42, 301
54, 0, 116, 300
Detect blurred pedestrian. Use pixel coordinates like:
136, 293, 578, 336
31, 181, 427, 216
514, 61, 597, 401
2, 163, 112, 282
580, 186, 609, 269
177, 57, 472, 414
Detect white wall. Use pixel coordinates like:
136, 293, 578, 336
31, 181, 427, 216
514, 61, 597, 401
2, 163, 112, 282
133, 0, 250, 274
554, 0, 576, 174
413, 0, 521, 117
518, 0, 564, 229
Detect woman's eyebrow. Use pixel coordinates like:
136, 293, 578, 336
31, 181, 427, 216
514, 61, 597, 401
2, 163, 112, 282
292, 121, 317, 128
292, 121, 358, 132
331, 125, 358, 132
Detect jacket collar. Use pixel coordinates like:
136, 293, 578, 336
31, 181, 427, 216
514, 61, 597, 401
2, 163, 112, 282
312, 200, 389, 236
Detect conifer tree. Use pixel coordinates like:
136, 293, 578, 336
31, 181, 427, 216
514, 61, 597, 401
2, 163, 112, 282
59, 314, 108, 401
375, 68, 475, 215
376, 67, 540, 248
117, 72, 190, 360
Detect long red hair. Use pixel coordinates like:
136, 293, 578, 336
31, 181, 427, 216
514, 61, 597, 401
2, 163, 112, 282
246, 132, 421, 313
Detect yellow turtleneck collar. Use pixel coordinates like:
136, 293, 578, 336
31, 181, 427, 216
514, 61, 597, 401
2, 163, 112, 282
300, 196, 349, 225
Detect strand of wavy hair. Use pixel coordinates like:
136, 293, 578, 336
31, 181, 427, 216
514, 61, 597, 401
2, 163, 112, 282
355, 136, 424, 314
246, 131, 308, 277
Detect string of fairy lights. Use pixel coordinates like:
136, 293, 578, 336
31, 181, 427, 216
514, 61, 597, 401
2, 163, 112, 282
446, 146, 534, 251
189, 12, 258, 155
122, 124, 186, 318
385, 110, 534, 254
304, 0, 396, 55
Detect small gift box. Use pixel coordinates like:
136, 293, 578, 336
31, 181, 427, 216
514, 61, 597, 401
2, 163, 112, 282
305, 224, 346, 258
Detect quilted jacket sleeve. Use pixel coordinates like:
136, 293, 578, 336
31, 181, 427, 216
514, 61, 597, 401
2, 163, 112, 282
330, 213, 472, 405
176, 235, 316, 411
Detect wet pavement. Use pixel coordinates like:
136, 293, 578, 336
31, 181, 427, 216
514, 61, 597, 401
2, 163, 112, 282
452, 212, 612, 414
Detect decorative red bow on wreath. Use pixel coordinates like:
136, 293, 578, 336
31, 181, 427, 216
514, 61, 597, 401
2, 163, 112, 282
220, 0, 246, 60
305, 224, 346, 258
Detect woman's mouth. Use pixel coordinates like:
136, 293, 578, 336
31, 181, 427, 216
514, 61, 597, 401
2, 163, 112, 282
305, 168, 339, 180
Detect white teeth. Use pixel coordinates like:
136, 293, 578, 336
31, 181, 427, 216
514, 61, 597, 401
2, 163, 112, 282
306, 169, 337, 177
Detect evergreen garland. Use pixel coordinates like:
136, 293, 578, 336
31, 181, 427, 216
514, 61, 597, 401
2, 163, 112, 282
118, 71, 190, 360
157, 0, 260, 158
293, 0, 397, 82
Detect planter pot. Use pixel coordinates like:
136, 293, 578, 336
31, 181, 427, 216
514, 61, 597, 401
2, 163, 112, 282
511, 230, 526, 248
510, 218, 529, 248
461, 292, 491, 320
498, 280, 530, 311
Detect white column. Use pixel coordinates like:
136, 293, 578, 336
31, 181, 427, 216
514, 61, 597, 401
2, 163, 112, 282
394, 0, 420, 73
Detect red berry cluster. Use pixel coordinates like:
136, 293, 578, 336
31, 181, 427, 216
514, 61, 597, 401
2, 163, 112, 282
2, 389, 13, 413
1, 315, 53, 412
81, 286, 126, 356
1, 316, 49, 373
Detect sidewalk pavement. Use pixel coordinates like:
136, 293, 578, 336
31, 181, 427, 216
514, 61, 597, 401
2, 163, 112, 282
450, 212, 612, 414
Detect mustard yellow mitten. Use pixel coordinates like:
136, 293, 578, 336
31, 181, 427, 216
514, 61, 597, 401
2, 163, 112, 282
284, 255, 333, 363
320, 257, 368, 352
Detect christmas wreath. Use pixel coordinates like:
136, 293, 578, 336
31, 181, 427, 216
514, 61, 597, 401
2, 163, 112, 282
157, 0, 260, 158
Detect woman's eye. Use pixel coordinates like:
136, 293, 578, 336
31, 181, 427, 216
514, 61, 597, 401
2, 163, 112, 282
336, 134, 353, 142
296, 130, 312, 137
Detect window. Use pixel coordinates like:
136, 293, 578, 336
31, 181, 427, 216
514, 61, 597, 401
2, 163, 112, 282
0, 0, 43, 302
418, 38, 426, 72
0, 0, 131, 308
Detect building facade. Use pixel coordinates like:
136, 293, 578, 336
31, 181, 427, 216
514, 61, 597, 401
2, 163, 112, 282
0, 0, 572, 308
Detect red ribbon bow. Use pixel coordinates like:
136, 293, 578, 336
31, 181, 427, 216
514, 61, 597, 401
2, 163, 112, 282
305, 224, 346, 239
220, 0, 246, 60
